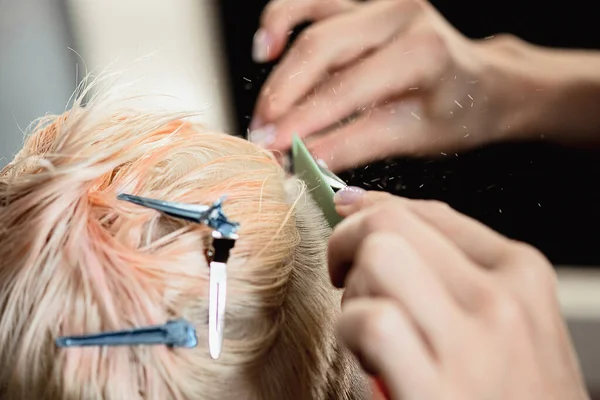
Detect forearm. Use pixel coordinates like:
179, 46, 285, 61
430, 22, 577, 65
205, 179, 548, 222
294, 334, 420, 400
480, 35, 600, 147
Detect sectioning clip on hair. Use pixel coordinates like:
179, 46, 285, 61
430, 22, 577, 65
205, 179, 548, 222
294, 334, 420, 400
116, 194, 240, 238
56, 319, 198, 348
118, 193, 240, 359
55, 194, 239, 359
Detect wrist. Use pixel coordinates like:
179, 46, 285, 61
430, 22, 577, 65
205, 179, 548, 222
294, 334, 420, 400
478, 35, 600, 146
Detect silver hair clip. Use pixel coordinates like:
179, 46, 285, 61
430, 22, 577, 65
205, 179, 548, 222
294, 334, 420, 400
118, 193, 240, 359
206, 230, 237, 359
56, 319, 197, 348
117, 194, 239, 238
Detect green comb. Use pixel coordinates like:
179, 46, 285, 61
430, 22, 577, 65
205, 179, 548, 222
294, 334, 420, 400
291, 134, 345, 228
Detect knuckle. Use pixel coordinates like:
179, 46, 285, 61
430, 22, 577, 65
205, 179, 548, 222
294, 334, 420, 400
386, 0, 407, 14
359, 207, 387, 235
494, 32, 516, 42
490, 33, 518, 47
355, 233, 381, 265
487, 290, 524, 328
509, 241, 557, 294
471, 282, 499, 311
356, 232, 392, 277
360, 191, 395, 208
361, 302, 399, 346
423, 31, 450, 61
387, 0, 424, 16
510, 241, 545, 263
428, 199, 451, 210
487, 34, 531, 56
260, 93, 283, 119
360, 201, 403, 234
362, 231, 386, 251
261, 1, 283, 25
419, 199, 452, 213
465, 279, 499, 313
406, 199, 453, 220
297, 26, 323, 53
410, 31, 451, 77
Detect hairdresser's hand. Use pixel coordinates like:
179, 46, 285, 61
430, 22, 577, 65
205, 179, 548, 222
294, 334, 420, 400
249, 0, 535, 172
328, 188, 589, 400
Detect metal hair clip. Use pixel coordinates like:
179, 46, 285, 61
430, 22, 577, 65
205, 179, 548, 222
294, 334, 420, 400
117, 194, 239, 238
56, 319, 198, 348
206, 230, 237, 359
118, 193, 240, 359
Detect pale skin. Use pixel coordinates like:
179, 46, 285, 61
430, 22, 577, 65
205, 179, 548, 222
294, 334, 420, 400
250, 0, 600, 172
248, 0, 600, 397
330, 188, 589, 399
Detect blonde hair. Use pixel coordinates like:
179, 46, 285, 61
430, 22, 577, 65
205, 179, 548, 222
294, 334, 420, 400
0, 90, 367, 399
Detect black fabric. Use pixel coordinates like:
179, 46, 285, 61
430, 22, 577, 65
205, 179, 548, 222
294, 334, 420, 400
431, 0, 600, 49
215, 0, 600, 265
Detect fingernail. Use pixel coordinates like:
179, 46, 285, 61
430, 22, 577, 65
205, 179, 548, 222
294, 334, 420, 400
252, 28, 272, 63
333, 186, 365, 206
249, 124, 276, 148
249, 116, 262, 132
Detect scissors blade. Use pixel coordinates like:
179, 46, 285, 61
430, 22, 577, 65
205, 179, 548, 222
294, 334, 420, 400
318, 167, 347, 190
287, 135, 347, 190
313, 158, 347, 190
208, 260, 227, 359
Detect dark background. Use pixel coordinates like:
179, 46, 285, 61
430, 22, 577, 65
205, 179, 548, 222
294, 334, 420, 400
215, 0, 600, 266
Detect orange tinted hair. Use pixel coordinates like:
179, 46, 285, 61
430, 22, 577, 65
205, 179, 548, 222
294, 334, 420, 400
0, 90, 367, 399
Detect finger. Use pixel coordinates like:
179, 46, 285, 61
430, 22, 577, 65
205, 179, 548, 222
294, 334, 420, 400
404, 199, 514, 268
342, 232, 464, 347
339, 297, 439, 399
335, 190, 400, 218
255, 0, 419, 122
329, 199, 492, 312
308, 99, 427, 173
269, 32, 448, 151
334, 190, 394, 218
256, 0, 357, 63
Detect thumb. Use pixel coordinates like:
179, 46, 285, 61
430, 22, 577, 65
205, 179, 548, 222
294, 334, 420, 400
333, 187, 393, 217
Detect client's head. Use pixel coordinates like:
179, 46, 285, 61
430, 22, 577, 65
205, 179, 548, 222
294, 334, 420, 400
0, 93, 367, 399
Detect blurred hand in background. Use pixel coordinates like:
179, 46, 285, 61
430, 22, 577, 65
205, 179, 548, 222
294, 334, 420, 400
250, 0, 600, 172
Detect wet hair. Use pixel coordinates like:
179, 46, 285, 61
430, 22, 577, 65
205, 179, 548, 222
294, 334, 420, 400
0, 89, 368, 399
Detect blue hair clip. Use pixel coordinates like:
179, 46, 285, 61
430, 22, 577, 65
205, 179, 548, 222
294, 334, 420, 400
117, 194, 240, 238
56, 319, 198, 348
